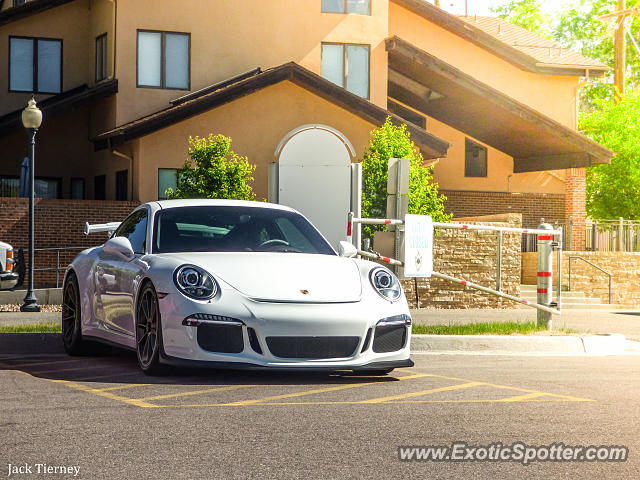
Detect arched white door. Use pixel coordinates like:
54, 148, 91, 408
275, 125, 355, 250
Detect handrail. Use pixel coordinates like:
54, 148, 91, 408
568, 256, 612, 304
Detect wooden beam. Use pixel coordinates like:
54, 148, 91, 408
514, 153, 593, 173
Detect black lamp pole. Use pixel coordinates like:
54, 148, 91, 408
20, 99, 41, 313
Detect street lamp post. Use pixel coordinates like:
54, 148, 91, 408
20, 98, 42, 313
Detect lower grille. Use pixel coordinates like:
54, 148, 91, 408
372, 325, 407, 353
266, 336, 360, 359
197, 324, 244, 353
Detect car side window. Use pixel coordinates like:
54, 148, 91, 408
114, 210, 148, 254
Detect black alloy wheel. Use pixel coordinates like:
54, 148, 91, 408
136, 282, 164, 375
62, 272, 85, 355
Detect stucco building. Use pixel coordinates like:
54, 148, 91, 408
0, 0, 613, 250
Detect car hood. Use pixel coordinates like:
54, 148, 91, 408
165, 252, 362, 303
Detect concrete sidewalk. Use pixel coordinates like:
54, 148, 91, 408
410, 308, 640, 342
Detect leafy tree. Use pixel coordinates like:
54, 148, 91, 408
491, 0, 552, 38
166, 134, 256, 200
361, 118, 452, 239
580, 91, 640, 219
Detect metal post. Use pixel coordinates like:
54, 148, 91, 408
619, 217, 624, 252
556, 227, 563, 311
593, 220, 598, 251
393, 159, 404, 275
536, 222, 554, 330
496, 230, 503, 292
350, 163, 363, 252
56, 250, 60, 288
568, 216, 573, 251
20, 128, 40, 312
346, 211, 354, 245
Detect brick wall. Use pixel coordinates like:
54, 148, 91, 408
522, 251, 637, 307
401, 214, 522, 309
0, 198, 138, 286
564, 169, 587, 251
441, 190, 565, 228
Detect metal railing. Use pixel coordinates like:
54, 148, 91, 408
32, 246, 92, 287
568, 256, 612, 304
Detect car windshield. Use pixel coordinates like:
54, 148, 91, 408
152, 206, 335, 255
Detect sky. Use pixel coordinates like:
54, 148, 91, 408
433, 0, 575, 16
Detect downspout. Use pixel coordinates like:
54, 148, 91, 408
106, 0, 117, 81
108, 138, 134, 201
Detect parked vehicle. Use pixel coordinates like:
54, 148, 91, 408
63, 200, 413, 375
0, 241, 18, 290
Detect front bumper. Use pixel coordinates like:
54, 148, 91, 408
0, 272, 18, 291
159, 286, 413, 370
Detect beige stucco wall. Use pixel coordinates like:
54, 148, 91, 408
427, 115, 565, 194
114, 0, 389, 125
0, 0, 93, 114
389, 2, 579, 129
133, 81, 379, 203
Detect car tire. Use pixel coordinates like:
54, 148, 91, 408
62, 272, 86, 355
135, 282, 165, 375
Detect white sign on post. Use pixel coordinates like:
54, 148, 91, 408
404, 214, 433, 277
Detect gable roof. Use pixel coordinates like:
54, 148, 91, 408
0, 79, 118, 137
0, 0, 75, 26
93, 62, 450, 159
391, 0, 608, 76
386, 36, 613, 172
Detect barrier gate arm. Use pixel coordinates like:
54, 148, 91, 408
348, 215, 562, 317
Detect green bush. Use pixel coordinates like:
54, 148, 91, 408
361, 117, 452, 239
166, 134, 256, 200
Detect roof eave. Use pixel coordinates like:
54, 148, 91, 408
93, 63, 450, 159
0, 0, 75, 27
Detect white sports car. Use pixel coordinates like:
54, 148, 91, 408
63, 200, 413, 375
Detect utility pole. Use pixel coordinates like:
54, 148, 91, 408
615, 0, 626, 96
598, 1, 640, 100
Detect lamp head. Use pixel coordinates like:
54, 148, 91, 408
22, 97, 42, 129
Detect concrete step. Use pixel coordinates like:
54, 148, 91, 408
520, 295, 604, 305
519, 284, 616, 309
518, 303, 617, 310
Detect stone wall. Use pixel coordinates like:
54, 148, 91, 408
522, 251, 639, 307
400, 214, 522, 309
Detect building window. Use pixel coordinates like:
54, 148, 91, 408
321, 43, 369, 98
137, 30, 190, 90
0, 177, 19, 197
322, 0, 370, 14
465, 138, 488, 177
9, 37, 62, 93
158, 168, 178, 199
116, 170, 128, 201
71, 178, 85, 200
94, 175, 106, 200
95, 33, 107, 82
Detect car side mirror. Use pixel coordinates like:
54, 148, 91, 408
104, 236, 135, 261
338, 241, 358, 258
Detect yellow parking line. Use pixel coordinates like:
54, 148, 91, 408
49, 379, 159, 408
1, 358, 82, 369
92, 384, 150, 392
222, 373, 429, 406
135, 385, 256, 402
32, 365, 96, 374
360, 381, 485, 404
498, 392, 549, 402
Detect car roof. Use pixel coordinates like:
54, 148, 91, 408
152, 199, 297, 213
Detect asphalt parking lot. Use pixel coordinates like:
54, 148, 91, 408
1, 350, 639, 479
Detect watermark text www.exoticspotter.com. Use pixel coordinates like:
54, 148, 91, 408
398, 442, 628, 466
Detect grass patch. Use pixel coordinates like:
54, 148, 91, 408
0, 321, 61, 333
412, 321, 553, 335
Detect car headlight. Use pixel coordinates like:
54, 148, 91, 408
369, 267, 402, 302
174, 265, 218, 300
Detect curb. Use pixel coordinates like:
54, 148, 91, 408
0, 288, 62, 305
0, 333, 64, 354
0, 333, 634, 356
410, 333, 630, 355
